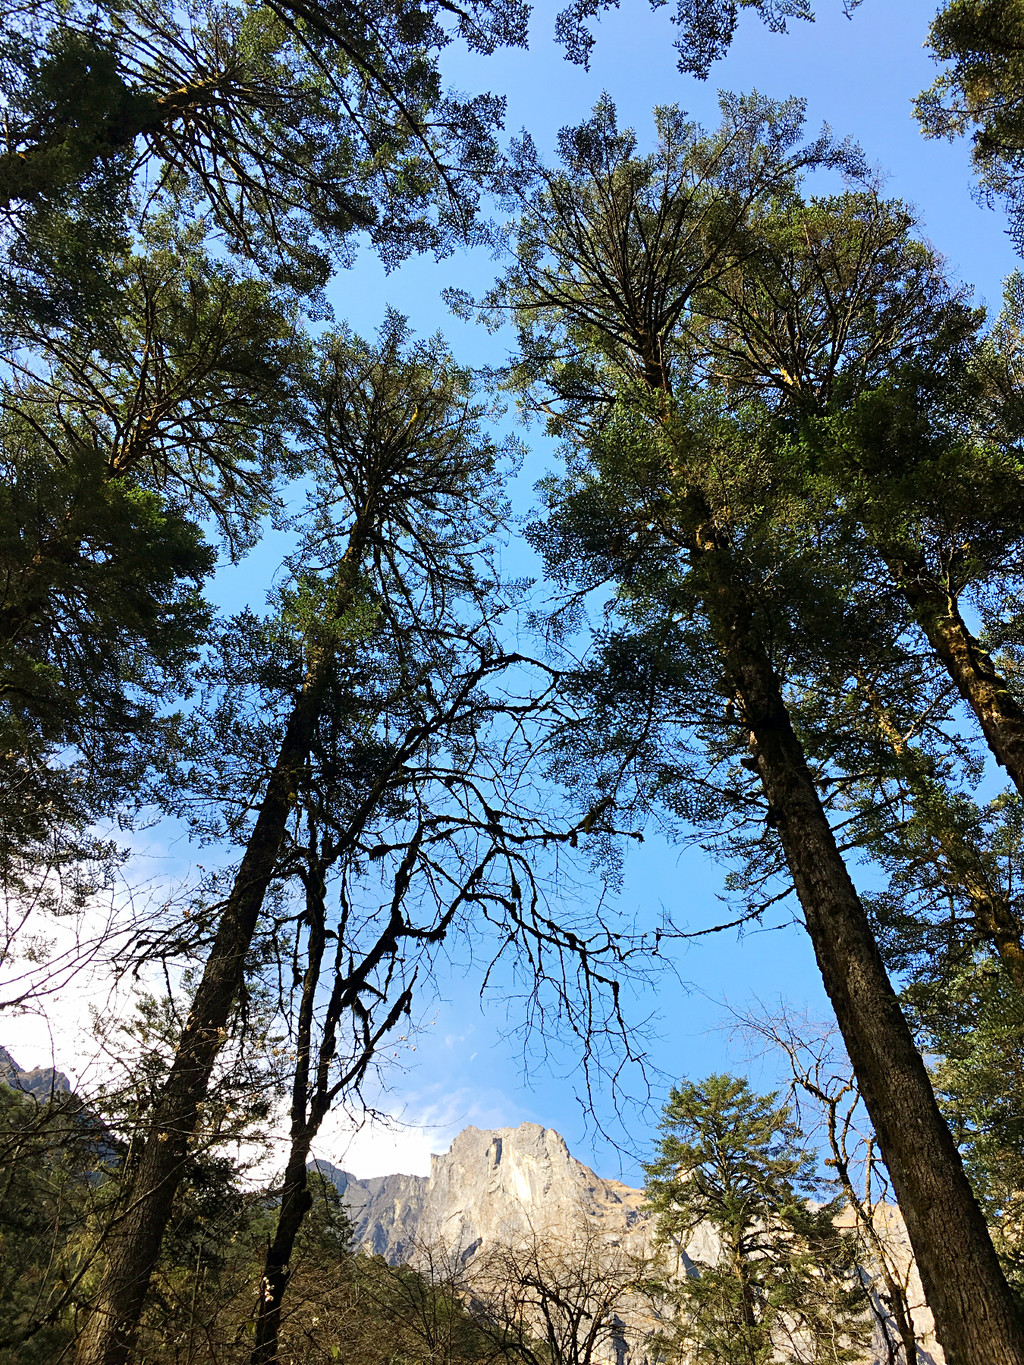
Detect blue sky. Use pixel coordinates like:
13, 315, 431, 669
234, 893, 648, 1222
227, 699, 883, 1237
294, 0, 1021, 1188
222, 0, 1020, 1186
13, 0, 1018, 1189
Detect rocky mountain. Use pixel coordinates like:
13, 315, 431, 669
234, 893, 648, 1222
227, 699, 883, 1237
0, 1044, 70, 1098
318, 1122, 650, 1265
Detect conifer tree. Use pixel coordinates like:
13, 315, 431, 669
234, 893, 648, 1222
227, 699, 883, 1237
917, 0, 1024, 249
644, 1075, 866, 1365
74, 314, 514, 1365
463, 95, 1024, 1361
0, 0, 524, 324
0, 233, 300, 913
689, 191, 1024, 802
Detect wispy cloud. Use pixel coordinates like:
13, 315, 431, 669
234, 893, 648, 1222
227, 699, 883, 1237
311, 1086, 523, 1178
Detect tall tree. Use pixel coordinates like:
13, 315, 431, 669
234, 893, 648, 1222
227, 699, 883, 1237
73, 313, 512, 1365
0, 234, 300, 916
227, 644, 604, 1363
464, 96, 1024, 1361
690, 191, 1024, 801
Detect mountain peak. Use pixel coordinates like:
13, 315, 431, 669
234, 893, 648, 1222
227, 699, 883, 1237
326, 1122, 647, 1266
0, 1045, 70, 1099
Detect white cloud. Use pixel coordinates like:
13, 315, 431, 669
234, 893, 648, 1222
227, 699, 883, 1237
0, 843, 223, 1087
1, 905, 140, 1087
311, 1088, 520, 1179
1, 881, 529, 1189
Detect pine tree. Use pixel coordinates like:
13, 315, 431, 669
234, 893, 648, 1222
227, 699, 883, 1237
463, 95, 1024, 1361
0, 233, 300, 909
644, 1075, 866, 1365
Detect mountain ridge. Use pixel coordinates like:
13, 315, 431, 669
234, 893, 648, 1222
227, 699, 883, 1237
317, 1121, 651, 1264
318, 1118, 944, 1365
0, 1044, 70, 1098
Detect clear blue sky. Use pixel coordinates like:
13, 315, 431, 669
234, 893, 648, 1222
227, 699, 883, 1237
128, 1, 1024, 1187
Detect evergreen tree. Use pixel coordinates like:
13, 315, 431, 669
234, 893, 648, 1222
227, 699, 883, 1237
685, 189, 1024, 803
74, 311, 550, 1365
0, 233, 301, 910
0, 0, 522, 323
0, 1080, 102, 1365
644, 1075, 866, 1365
462, 95, 1024, 1361
904, 953, 1024, 1295
917, 0, 1024, 250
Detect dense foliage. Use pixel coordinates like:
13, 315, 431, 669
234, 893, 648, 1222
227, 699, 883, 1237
644, 1076, 867, 1365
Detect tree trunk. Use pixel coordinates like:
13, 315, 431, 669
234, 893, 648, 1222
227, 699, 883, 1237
251, 1132, 318, 1365
249, 800, 421, 1361
250, 847, 328, 1365
897, 572, 1024, 800
701, 550, 1024, 1365
74, 556, 365, 1365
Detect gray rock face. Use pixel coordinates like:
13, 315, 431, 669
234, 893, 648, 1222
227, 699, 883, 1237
318, 1121, 649, 1265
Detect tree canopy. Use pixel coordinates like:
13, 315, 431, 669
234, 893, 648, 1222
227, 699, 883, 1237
7, 1, 1024, 1362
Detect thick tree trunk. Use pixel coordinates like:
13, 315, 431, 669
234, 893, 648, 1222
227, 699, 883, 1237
74, 554, 365, 1365
74, 668, 330, 1365
702, 553, 1024, 1365
898, 573, 1024, 800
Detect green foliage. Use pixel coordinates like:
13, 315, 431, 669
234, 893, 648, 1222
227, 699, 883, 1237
0, 996, 285, 1362
0, 430, 214, 901
0, 1082, 105, 1364
644, 1076, 867, 1365
662, 0, 817, 79
918, 0, 1024, 248
902, 956, 1024, 1292
0, 0, 524, 321
0, 1065, 495, 1365
0, 236, 304, 900
0, 25, 139, 332
552, 0, 827, 79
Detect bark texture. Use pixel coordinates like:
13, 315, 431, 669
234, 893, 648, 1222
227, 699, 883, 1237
899, 574, 1024, 800
702, 550, 1024, 1365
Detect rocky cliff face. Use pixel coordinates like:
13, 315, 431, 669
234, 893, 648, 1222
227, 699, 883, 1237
319, 1122, 650, 1265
